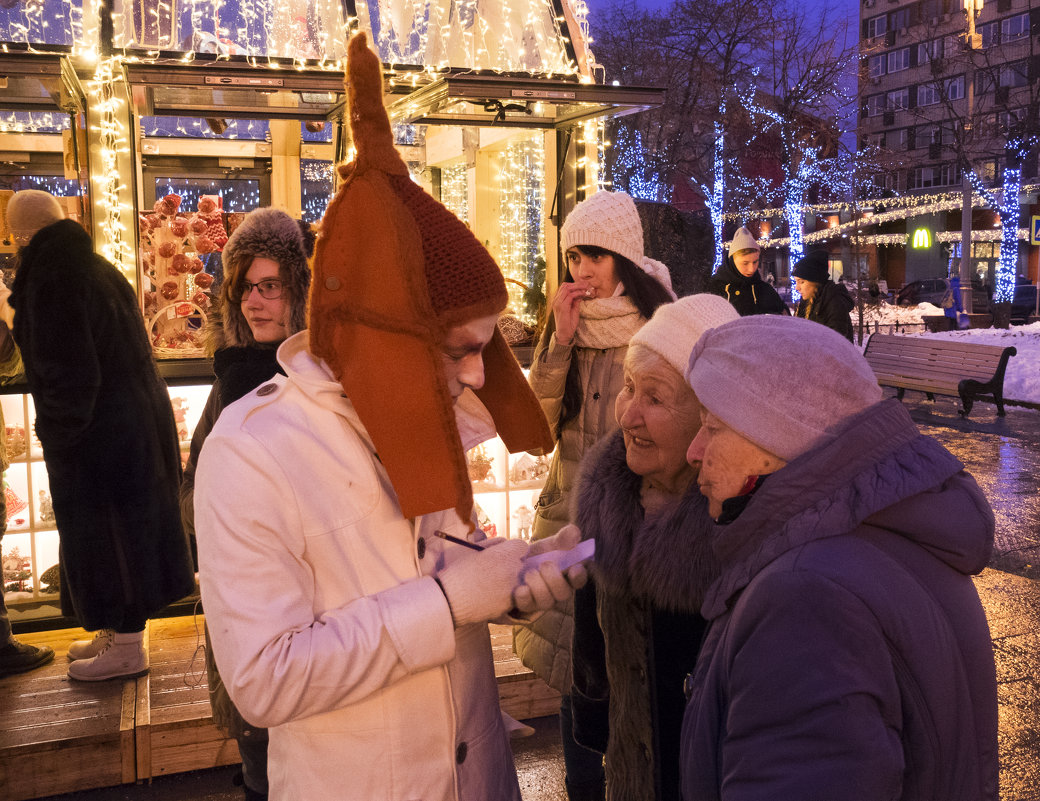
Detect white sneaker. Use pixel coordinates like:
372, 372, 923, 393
67, 632, 148, 682
67, 629, 115, 661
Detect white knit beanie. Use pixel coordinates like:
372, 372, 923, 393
6, 190, 65, 246
630, 294, 739, 377
561, 190, 645, 267
686, 316, 881, 461
729, 226, 759, 253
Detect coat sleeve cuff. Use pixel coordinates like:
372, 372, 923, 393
377, 575, 456, 673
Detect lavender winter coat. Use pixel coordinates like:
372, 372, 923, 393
681, 399, 999, 801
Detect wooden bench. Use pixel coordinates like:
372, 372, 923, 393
863, 333, 1017, 417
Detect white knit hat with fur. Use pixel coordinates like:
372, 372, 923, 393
630, 294, 739, 377
686, 315, 882, 461
6, 190, 65, 246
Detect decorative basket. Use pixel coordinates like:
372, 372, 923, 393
149, 302, 208, 359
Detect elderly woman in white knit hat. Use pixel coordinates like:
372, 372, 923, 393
567, 294, 737, 801
679, 315, 998, 801
515, 189, 676, 801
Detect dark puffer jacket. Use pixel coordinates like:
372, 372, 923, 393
795, 279, 855, 341
708, 257, 788, 316
571, 430, 719, 801
10, 219, 194, 631
681, 399, 998, 801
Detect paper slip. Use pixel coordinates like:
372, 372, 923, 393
524, 538, 595, 573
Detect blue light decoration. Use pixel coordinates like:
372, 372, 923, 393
153, 178, 260, 214
141, 117, 270, 141
964, 133, 1039, 304
300, 159, 333, 223
699, 115, 727, 274
609, 124, 670, 204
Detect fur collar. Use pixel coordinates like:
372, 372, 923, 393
575, 429, 720, 613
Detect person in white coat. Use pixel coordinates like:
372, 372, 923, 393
194, 33, 587, 801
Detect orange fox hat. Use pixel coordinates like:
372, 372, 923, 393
309, 32, 552, 524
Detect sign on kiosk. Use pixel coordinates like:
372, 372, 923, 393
1031, 215, 1040, 246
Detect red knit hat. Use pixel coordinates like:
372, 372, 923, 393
309, 33, 552, 524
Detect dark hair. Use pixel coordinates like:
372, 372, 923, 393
539, 245, 672, 430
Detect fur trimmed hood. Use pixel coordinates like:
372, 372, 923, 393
575, 429, 720, 613
218, 208, 312, 347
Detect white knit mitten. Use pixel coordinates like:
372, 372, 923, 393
436, 539, 529, 627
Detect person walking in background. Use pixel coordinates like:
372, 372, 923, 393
515, 188, 675, 801
0, 253, 53, 677
709, 227, 787, 316
681, 315, 998, 800
791, 249, 855, 341
179, 207, 313, 801
569, 295, 736, 801
6, 189, 194, 682
194, 33, 587, 801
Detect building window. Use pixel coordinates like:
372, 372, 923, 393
890, 8, 910, 30
868, 55, 886, 78
939, 163, 960, 185
999, 61, 1029, 88
946, 75, 964, 101
887, 48, 910, 73
909, 166, 938, 189
920, 124, 941, 145
917, 83, 940, 106
917, 39, 942, 64
867, 14, 887, 39
886, 88, 909, 111
1001, 13, 1029, 41
978, 21, 999, 48
867, 94, 886, 117
893, 128, 909, 149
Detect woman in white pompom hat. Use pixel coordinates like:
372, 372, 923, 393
515, 189, 676, 800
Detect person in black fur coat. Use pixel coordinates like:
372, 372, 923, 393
7, 192, 194, 682
569, 295, 734, 801
179, 207, 313, 801
708, 227, 788, 317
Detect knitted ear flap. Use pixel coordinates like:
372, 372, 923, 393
309, 32, 551, 524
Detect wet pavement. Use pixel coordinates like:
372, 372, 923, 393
30, 391, 1040, 801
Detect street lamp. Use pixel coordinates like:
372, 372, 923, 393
959, 0, 982, 315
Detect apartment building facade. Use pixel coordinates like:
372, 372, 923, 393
858, 0, 1040, 290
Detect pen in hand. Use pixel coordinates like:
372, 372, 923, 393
433, 530, 485, 551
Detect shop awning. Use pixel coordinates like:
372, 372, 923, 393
385, 73, 665, 129
0, 51, 84, 114
124, 59, 346, 122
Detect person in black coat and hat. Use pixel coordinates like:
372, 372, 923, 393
708, 227, 788, 317
7, 190, 194, 683
792, 250, 855, 342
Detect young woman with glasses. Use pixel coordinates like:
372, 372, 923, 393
179, 206, 313, 801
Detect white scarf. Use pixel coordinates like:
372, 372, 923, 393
573, 296, 644, 349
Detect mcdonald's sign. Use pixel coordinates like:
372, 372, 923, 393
911, 227, 932, 249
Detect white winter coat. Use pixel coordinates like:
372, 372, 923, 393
195, 331, 522, 801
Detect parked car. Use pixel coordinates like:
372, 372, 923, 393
896, 278, 952, 307
1010, 284, 1038, 324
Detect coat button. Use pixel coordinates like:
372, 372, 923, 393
325, 276, 342, 291
257, 383, 277, 396
592, 392, 600, 400
455, 742, 468, 764
417, 537, 426, 559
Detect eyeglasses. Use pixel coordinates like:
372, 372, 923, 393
233, 278, 283, 302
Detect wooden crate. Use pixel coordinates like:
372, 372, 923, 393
136, 616, 239, 780
490, 625, 561, 720
0, 627, 136, 801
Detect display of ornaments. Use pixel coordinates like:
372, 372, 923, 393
139, 193, 226, 355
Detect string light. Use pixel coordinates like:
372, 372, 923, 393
495, 132, 545, 324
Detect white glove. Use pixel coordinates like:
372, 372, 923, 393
436, 539, 530, 627
512, 524, 589, 616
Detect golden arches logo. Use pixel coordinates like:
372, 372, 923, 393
911, 228, 931, 249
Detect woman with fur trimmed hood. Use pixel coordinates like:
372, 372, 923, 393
569, 295, 736, 801
180, 206, 313, 801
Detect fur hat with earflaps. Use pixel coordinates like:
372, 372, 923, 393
218, 208, 312, 347
308, 33, 552, 524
